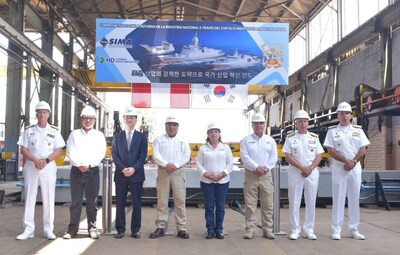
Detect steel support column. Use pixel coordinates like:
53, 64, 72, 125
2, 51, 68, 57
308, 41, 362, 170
39, 10, 54, 110
61, 34, 74, 139
4, 0, 24, 166
381, 27, 393, 170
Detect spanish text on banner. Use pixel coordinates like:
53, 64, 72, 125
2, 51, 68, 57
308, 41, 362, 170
96, 19, 288, 86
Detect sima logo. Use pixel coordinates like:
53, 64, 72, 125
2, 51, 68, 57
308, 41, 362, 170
100, 37, 132, 48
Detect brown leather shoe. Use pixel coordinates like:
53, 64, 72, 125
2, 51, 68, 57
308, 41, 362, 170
149, 228, 165, 239
177, 230, 190, 239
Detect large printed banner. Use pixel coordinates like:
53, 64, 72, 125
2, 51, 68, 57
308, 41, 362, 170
96, 19, 289, 85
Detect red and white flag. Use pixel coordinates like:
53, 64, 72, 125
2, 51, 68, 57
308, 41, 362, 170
191, 84, 248, 109
131, 83, 190, 108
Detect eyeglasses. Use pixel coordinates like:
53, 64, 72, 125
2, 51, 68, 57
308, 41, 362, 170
124, 116, 137, 120
166, 123, 179, 127
81, 117, 95, 121
36, 110, 49, 115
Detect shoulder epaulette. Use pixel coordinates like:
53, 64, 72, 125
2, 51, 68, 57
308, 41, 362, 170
287, 131, 295, 137
309, 132, 319, 137
25, 124, 35, 129
328, 125, 337, 129
353, 124, 362, 129
50, 125, 59, 130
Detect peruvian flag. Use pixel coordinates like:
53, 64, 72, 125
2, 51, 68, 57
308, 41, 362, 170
131, 83, 190, 108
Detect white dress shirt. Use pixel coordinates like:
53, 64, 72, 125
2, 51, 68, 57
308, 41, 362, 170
196, 142, 233, 184
66, 128, 106, 167
240, 133, 278, 171
152, 134, 190, 168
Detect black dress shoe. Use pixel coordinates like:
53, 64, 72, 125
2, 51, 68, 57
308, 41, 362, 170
205, 232, 214, 239
131, 232, 141, 239
115, 232, 124, 239
177, 230, 190, 239
215, 232, 224, 239
149, 228, 165, 239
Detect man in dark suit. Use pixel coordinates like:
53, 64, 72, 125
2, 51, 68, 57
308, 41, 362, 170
111, 105, 148, 239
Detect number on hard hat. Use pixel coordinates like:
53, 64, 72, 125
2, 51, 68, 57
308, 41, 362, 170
80, 106, 96, 117
35, 101, 51, 112
206, 123, 221, 133
294, 110, 310, 120
336, 102, 352, 113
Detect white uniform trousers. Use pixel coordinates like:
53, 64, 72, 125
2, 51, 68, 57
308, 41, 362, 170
288, 167, 319, 235
331, 162, 362, 234
22, 162, 57, 233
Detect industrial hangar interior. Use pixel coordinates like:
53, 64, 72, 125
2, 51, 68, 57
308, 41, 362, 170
0, 1, 399, 255
0, 1, 399, 190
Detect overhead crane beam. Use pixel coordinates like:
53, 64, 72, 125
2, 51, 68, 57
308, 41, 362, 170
0, 17, 108, 111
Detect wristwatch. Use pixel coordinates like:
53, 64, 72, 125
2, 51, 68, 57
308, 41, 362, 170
45, 158, 50, 164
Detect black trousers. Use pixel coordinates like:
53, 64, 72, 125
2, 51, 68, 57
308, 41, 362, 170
68, 166, 100, 234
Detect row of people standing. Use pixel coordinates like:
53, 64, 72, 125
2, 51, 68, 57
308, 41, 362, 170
16, 101, 369, 242
144, 111, 278, 240
16, 101, 107, 240
282, 102, 369, 241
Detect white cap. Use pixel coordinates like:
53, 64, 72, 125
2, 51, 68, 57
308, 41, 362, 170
337, 102, 352, 113
207, 123, 220, 133
35, 101, 51, 112
251, 112, 265, 123
165, 116, 179, 124
80, 106, 96, 117
294, 110, 310, 120
123, 105, 138, 116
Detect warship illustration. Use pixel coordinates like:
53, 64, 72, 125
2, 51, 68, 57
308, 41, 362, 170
158, 32, 225, 63
139, 40, 175, 55
213, 49, 260, 69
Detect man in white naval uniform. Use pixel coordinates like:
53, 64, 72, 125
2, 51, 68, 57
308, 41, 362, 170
324, 102, 370, 240
16, 101, 65, 240
282, 110, 324, 240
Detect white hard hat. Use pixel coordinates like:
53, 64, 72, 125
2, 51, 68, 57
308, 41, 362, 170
123, 105, 138, 116
80, 106, 96, 117
294, 110, 310, 120
337, 102, 352, 113
165, 116, 179, 124
35, 101, 51, 112
207, 123, 220, 133
251, 112, 265, 123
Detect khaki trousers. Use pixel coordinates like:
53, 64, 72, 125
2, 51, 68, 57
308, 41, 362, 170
155, 167, 187, 231
243, 170, 274, 233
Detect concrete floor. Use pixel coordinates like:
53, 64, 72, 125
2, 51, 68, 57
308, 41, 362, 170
1, 181, 399, 255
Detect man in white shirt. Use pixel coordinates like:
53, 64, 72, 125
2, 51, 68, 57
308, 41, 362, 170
63, 106, 106, 239
282, 110, 324, 240
240, 112, 278, 240
149, 116, 191, 239
16, 101, 65, 240
324, 102, 370, 241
